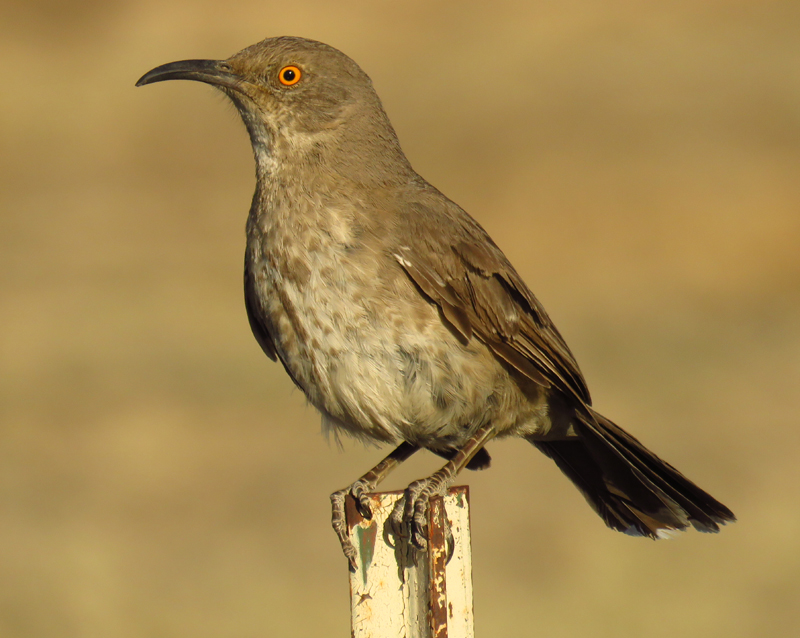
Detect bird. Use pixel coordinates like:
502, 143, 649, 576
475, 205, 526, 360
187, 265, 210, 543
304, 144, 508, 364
137, 36, 735, 570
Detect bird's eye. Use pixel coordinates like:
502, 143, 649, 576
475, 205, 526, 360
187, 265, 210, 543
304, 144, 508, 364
278, 65, 302, 86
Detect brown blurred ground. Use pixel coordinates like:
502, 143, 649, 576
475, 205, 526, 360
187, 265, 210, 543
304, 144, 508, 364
1, 1, 799, 636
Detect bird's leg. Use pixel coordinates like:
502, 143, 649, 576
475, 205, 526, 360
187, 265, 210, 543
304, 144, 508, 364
390, 423, 495, 550
331, 441, 419, 571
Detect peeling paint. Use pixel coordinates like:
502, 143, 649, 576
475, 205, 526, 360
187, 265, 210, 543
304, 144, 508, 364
347, 487, 474, 638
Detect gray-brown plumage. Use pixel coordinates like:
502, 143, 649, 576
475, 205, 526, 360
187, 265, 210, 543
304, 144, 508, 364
137, 36, 735, 569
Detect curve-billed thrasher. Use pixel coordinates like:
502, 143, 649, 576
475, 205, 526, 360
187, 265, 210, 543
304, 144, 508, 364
137, 36, 735, 569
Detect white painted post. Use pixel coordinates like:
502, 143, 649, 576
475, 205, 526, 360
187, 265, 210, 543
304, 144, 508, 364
346, 486, 475, 638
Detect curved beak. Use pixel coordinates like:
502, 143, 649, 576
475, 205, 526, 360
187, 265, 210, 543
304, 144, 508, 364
136, 59, 243, 92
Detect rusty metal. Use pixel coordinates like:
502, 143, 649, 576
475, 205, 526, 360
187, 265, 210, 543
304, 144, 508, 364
347, 487, 474, 638
427, 495, 449, 637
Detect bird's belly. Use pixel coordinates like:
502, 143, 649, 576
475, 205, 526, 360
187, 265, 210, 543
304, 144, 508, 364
249, 249, 534, 447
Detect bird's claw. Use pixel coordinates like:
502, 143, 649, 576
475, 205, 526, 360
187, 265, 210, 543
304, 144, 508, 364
330, 490, 358, 571
333, 471, 456, 570
388, 472, 452, 551
331, 479, 380, 571
350, 481, 374, 520
407, 481, 433, 550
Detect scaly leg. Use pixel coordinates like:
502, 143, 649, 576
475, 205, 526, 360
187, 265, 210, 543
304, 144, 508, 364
390, 423, 495, 550
331, 441, 419, 570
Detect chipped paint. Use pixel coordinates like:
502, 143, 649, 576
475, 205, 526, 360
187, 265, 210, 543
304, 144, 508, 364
355, 519, 377, 583
347, 487, 474, 638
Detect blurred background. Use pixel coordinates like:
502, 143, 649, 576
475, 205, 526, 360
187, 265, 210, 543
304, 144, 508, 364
1, 1, 798, 636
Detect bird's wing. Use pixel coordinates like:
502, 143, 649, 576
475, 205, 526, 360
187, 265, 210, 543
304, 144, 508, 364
392, 197, 591, 405
244, 265, 278, 361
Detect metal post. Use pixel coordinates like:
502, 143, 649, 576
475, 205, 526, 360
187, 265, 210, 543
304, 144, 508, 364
347, 486, 475, 638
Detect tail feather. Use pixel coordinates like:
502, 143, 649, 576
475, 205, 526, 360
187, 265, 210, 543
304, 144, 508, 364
532, 409, 735, 538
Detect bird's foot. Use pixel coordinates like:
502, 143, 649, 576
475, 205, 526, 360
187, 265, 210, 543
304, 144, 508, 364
330, 478, 379, 572
330, 442, 421, 571
388, 469, 453, 551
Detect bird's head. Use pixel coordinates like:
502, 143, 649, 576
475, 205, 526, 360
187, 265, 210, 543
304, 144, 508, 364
137, 36, 411, 184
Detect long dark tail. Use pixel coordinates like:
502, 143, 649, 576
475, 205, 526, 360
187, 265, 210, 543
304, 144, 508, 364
532, 408, 735, 538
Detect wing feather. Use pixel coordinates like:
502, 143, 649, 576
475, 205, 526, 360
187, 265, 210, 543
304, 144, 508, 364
393, 195, 591, 405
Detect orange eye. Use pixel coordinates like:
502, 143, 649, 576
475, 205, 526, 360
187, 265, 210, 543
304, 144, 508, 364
278, 65, 302, 86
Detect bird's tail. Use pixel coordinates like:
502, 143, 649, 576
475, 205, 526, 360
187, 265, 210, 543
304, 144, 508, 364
531, 408, 735, 538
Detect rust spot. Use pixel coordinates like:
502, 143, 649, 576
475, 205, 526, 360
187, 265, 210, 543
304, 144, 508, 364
344, 493, 363, 529
427, 496, 449, 638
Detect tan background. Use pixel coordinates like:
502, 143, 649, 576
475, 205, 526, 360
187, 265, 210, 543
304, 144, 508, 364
2, 1, 799, 636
